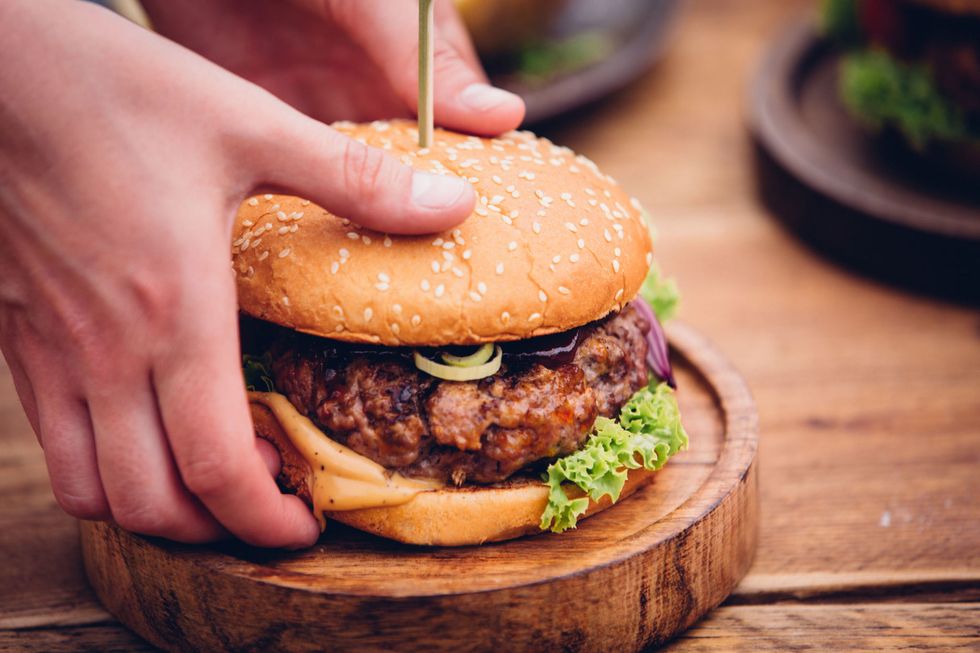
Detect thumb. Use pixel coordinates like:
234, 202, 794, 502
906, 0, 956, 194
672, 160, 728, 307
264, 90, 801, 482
324, 0, 526, 136
251, 111, 475, 235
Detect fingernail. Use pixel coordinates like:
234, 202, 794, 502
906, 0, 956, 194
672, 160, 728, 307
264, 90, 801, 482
411, 172, 470, 209
458, 83, 520, 112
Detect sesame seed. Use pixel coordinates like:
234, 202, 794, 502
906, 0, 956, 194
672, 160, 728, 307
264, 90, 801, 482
278, 248, 291, 258
364, 308, 373, 322
532, 222, 542, 234
392, 304, 402, 315
442, 251, 454, 262
435, 284, 445, 298
564, 222, 577, 233
476, 207, 489, 217
501, 311, 511, 324
264, 194, 273, 200
535, 189, 545, 199
552, 255, 561, 264
508, 241, 518, 251
421, 279, 431, 291
301, 199, 311, 206
558, 286, 571, 295
529, 313, 542, 322
247, 198, 259, 207
577, 239, 586, 249
378, 272, 390, 283
278, 226, 290, 235
333, 305, 343, 317
613, 260, 621, 273
384, 236, 393, 248
646, 252, 654, 266
293, 212, 304, 220
335, 325, 344, 333
375, 282, 390, 291
570, 253, 580, 263
362, 235, 372, 245
496, 263, 504, 275
391, 323, 400, 335
614, 247, 622, 257
492, 175, 502, 184
431, 261, 440, 273
468, 291, 482, 302
339, 248, 350, 259
277, 211, 288, 221
538, 290, 548, 302
330, 262, 340, 274
615, 288, 624, 301
462, 249, 473, 260
442, 241, 455, 250
433, 238, 444, 247
347, 232, 359, 240
282, 295, 290, 305
477, 282, 488, 295
452, 267, 464, 278
258, 250, 269, 261
580, 218, 589, 226
604, 229, 613, 242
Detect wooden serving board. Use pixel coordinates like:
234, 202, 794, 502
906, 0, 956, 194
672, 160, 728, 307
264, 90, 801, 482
748, 21, 980, 303
79, 322, 758, 653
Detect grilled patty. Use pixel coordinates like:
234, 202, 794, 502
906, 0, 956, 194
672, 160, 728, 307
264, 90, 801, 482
266, 303, 650, 485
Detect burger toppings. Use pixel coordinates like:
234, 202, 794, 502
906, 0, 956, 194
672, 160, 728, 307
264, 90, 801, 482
541, 383, 687, 533
412, 344, 503, 381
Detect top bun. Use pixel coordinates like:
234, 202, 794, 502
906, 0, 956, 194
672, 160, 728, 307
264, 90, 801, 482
233, 120, 653, 346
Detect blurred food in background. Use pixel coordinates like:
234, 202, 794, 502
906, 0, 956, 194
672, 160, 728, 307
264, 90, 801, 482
454, 0, 568, 58
454, 0, 680, 124
822, 0, 980, 167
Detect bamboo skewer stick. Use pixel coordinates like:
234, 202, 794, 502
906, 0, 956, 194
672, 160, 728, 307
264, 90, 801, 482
418, 0, 435, 148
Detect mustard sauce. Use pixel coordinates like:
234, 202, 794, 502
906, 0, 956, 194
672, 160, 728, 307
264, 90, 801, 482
248, 392, 440, 528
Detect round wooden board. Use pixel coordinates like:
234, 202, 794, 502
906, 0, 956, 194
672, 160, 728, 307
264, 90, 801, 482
747, 21, 980, 303
80, 322, 758, 653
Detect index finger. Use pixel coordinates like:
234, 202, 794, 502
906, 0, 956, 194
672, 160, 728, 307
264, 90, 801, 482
152, 262, 319, 548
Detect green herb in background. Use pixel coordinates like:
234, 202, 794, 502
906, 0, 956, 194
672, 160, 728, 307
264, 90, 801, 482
841, 50, 969, 149
519, 31, 615, 85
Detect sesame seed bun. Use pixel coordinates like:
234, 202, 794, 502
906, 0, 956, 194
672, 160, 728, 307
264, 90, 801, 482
232, 120, 653, 346
252, 402, 656, 546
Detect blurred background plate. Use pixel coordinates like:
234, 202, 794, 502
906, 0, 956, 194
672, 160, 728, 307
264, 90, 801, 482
468, 0, 681, 125
748, 20, 980, 304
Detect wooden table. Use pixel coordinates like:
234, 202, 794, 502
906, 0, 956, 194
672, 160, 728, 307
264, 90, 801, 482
2, 1, 978, 650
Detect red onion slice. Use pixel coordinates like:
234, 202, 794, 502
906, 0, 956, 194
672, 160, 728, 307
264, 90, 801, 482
631, 298, 676, 388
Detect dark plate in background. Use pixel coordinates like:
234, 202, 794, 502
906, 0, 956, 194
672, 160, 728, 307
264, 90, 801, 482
748, 21, 980, 303
490, 0, 680, 125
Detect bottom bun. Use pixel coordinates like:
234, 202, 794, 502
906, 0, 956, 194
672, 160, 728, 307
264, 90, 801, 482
251, 402, 656, 546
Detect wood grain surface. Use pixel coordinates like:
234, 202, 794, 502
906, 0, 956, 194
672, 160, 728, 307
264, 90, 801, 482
1, 0, 979, 650
79, 323, 758, 653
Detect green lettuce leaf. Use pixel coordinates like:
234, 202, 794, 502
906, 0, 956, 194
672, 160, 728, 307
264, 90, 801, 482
640, 264, 680, 322
243, 354, 275, 393
539, 382, 688, 533
841, 49, 970, 149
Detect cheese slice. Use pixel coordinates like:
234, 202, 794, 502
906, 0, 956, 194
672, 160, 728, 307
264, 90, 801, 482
248, 392, 439, 528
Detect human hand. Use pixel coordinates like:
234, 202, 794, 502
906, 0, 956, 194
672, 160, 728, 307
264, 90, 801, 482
141, 0, 526, 134
0, 0, 514, 547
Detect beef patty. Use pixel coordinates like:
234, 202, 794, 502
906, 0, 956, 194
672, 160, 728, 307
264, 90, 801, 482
265, 303, 650, 485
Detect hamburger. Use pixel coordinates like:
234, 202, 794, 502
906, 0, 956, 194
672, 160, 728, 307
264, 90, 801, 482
234, 120, 686, 546
823, 0, 980, 152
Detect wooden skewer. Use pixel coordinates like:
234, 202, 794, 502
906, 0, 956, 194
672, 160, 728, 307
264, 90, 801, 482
418, 0, 435, 149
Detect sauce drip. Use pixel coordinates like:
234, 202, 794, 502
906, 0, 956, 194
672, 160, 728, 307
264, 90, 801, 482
248, 392, 439, 529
